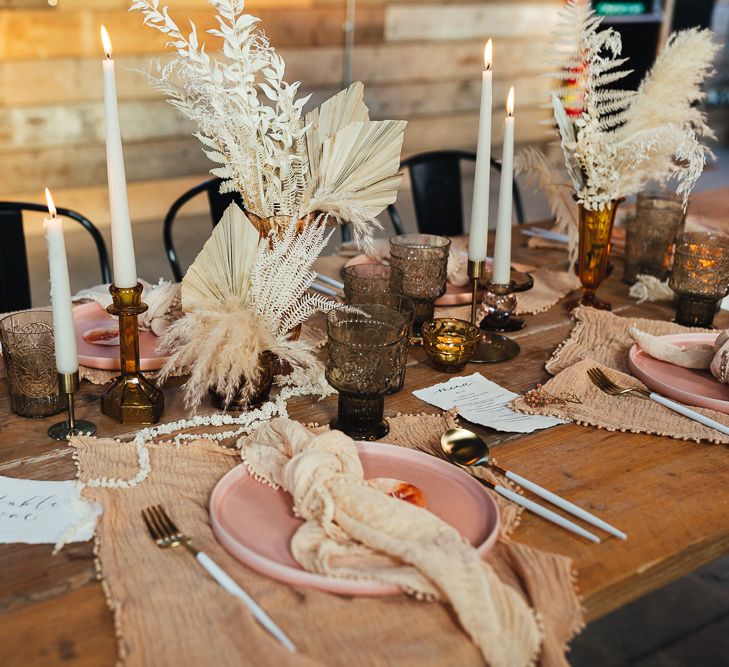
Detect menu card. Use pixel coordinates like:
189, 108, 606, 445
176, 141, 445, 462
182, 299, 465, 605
0, 476, 102, 549
413, 373, 568, 433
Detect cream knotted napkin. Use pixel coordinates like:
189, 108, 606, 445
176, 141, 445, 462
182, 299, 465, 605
239, 418, 541, 667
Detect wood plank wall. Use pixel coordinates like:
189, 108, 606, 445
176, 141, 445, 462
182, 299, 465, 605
0, 0, 560, 229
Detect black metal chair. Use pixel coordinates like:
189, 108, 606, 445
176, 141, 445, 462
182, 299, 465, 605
386, 150, 526, 238
0, 202, 110, 313
163, 177, 244, 282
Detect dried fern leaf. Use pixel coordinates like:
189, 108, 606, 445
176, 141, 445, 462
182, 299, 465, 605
181, 202, 260, 311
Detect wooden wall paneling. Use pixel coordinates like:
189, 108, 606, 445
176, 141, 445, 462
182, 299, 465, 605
0, 105, 549, 195
385, 1, 561, 42
0, 99, 196, 150
0, 6, 385, 60
0, 137, 210, 194
402, 106, 549, 155
0, 35, 553, 108
0, 75, 549, 151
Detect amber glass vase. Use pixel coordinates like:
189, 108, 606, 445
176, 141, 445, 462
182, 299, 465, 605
574, 198, 624, 310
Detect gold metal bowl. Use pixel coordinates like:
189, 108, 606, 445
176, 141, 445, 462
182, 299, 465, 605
422, 318, 480, 372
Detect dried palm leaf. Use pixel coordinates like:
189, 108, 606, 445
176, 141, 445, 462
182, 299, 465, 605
307, 119, 406, 220
181, 203, 260, 311
305, 82, 370, 180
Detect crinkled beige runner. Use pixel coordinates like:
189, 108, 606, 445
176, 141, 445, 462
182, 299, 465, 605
510, 307, 727, 444
71, 413, 583, 667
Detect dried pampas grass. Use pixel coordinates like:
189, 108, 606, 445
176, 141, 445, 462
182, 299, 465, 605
158, 301, 268, 410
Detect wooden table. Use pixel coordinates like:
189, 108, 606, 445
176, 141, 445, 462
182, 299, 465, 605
2, 189, 728, 666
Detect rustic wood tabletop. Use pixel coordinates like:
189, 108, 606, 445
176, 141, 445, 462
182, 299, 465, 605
1, 189, 728, 666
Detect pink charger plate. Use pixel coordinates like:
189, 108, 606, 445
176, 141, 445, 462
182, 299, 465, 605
342, 254, 484, 306
628, 332, 729, 414
74, 301, 169, 371
210, 441, 501, 596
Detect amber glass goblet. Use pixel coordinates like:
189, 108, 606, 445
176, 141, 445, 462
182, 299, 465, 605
389, 234, 451, 333
669, 232, 729, 327
325, 304, 407, 440
573, 198, 624, 310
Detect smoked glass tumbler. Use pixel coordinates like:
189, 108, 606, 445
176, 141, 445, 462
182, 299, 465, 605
343, 264, 392, 303
389, 234, 451, 334
348, 293, 415, 394
0, 310, 67, 418
669, 232, 729, 327
325, 304, 407, 440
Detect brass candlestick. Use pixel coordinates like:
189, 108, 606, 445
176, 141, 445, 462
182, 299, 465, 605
48, 371, 97, 441
480, 281, 527, 332
467, 260, 520, 363
100, 283, 164, 424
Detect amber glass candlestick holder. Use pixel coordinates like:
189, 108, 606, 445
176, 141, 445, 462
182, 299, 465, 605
48, 371, 97, 441
100, 283, 164, 424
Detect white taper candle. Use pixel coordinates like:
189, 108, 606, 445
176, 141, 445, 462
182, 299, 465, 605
43, 189, 79, 375
467, 40, 493, 263
101, 25, 138, 288
492, 86, 515, 285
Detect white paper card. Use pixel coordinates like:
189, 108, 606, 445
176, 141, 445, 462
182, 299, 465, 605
0, 476, 102, 547
413, 372, 568, 433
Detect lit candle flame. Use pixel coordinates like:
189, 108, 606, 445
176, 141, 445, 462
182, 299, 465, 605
483, 39, 493, 70
45, 188, 56, 218
506, 86, 515, 116
100, 25, 113, 59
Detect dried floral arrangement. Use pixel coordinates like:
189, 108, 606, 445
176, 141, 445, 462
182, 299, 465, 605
157, 203, 336, 410
131, 0, 406, 250
517, 0, 718, 242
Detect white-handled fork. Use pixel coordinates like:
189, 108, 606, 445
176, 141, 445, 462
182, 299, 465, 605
142, 505, 296, 652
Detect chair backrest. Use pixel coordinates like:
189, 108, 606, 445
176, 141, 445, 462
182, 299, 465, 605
387, 150, 525, 237
163, 177, 244, 282
0, 202, 110, 313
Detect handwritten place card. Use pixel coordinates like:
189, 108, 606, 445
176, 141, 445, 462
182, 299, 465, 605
0, 476, 102, 548
413, 373, 568, 433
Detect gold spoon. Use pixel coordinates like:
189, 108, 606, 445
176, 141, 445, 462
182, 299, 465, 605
441, 428, 626, 542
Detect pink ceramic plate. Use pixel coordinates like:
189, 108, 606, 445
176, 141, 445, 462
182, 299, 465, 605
210, 442, 500, 596
74, 302, 169, 371
342, 254, 485, 306
628, 332, 729, 414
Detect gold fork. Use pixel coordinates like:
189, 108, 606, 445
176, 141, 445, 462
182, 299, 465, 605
587, 366, 729, 436
141, 505, 295, 652
586, 367, 650, 399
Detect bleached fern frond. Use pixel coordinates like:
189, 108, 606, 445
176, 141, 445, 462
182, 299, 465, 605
181, 202, 260, 310
248, 216, 337, 337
